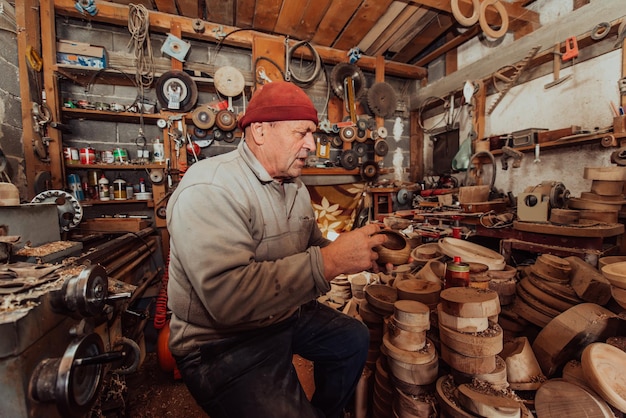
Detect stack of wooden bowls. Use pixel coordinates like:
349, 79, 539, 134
486, 264, 518, 306
381, 300, 438, 418
513, 254, 582, 328
361, 283, 398, 370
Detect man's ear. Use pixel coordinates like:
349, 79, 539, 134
249, 122, 265, 145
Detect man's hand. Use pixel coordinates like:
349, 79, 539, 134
320, 223, 388, 281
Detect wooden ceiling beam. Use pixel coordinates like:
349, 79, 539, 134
52, 0, 427, 79
402, 0, 540, 25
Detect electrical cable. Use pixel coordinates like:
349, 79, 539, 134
285, 40, 322, 85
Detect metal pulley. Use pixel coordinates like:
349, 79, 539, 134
191, 105, 216, 130
360, 161, 379, 181
339, 149, 359, 170
50, 264, 109, 317
215, 109, 237, 131
340, 126, 356, 143
355, 129, 368, 143
353, 142, 368, 157
396, 188, 413, 205
331, 135, 343, 148
374, 139, 389, 156
30, 333, 106, 418
31, 190, 83, 232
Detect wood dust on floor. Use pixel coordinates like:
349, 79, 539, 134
124, 353, 315, 417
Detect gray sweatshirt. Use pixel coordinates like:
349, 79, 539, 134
166, 140, 331, 356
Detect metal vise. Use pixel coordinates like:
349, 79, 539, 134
501, 146, 524, 170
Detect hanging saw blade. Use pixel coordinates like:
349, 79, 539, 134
487, 45, 541, 115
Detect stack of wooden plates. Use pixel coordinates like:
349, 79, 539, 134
514, 255, 582, 328
487, 265, 518, 306
383, 300, 439, 401
567, 168, 626, 218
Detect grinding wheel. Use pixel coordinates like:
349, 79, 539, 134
330, 63, 366, 100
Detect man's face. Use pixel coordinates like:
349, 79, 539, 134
260, 120, 317, 179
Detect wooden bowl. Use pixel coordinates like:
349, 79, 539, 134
611, 285, 626, 310
373, 230, 411, 265
601, 262, 626, 289
599, 256, 626, 271
410, 243, 442, 264
364, 283, 398, 313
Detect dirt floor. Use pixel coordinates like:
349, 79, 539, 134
124, 352, 315, 418
125, 352, 206, 418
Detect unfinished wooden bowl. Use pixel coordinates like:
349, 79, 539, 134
373, 230, 411, 265
410, 243, 442, 264
364, 283, 398, 313
601, 261, 626, 289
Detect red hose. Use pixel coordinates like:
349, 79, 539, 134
153, 253, 170, 330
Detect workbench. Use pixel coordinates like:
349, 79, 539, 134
474, 221, 624, 266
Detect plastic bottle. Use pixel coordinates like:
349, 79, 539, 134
98, 174, 110, 201
113, 175, 127, 200
153, 138, 165, 163
139, 178, 146, 193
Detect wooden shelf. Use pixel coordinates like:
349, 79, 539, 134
65, 163, 166, 170
61, 108, 164, 124
490, 131, 626, 156
80, 198, 153, 206
302, 167, 360, 176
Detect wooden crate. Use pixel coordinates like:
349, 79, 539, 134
80, 218, 151, 233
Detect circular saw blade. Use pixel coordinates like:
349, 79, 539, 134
367, 82, 398, 118
330, 63, 366, 100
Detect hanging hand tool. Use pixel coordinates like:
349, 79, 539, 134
561, 36, 579, 61
544, 43, 572, 89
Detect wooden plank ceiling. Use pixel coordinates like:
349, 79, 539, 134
107, 0, 540, 68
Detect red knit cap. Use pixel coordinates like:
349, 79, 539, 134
238, 81, 319, 130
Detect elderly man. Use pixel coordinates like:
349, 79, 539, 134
166, 81, 385, 418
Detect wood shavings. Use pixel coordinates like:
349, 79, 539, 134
15, 241, 77, 257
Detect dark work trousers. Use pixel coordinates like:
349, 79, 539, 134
174, 300, 370, 418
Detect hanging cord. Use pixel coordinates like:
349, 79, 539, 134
153, 252, 170, 330
127, 3, 154, 89
285, 40, 322, 85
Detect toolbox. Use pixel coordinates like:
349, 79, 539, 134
510, 128, 548, 148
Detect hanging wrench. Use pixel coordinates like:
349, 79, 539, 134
257, 68, 273, 84
534, 143, 541, 163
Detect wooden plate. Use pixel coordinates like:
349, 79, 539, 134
440, 287, 501, 318
437, 303, 489, 333
518, 277, 575, 313
435, 375, 477, 418
439, 322, 503, 357
395, 278, 441, 305
535, 378, 615, 417
457, 383, 522, 418
440, 342, 497, 375
582, 342, 626, 412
